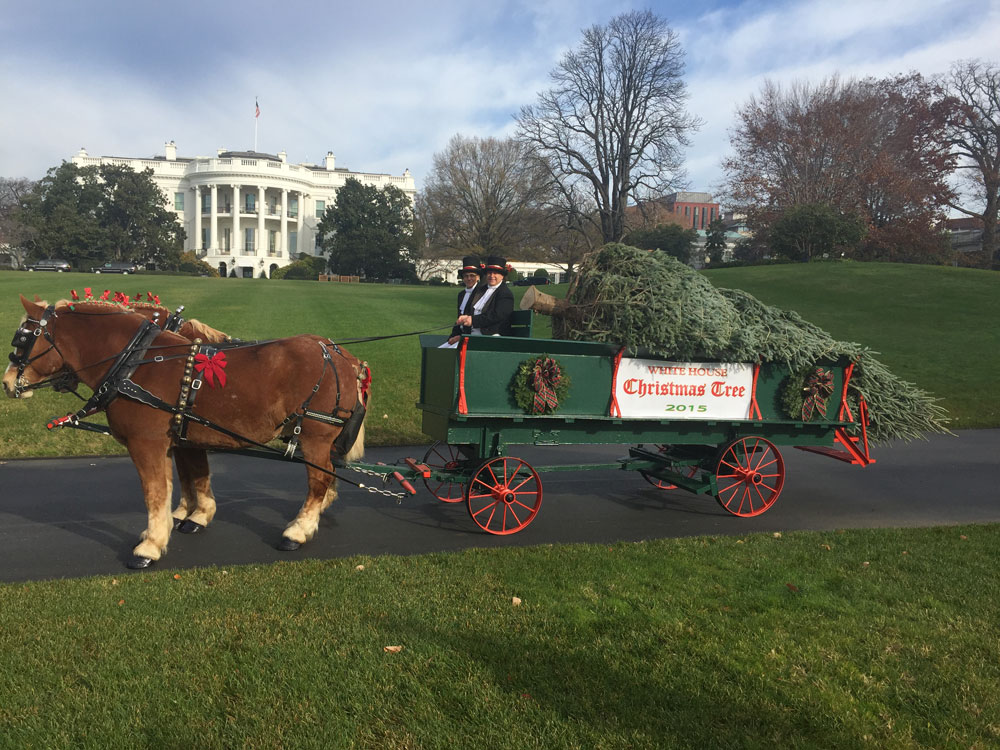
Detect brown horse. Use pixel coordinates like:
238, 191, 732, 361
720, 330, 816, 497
3, 296, 368, 568
126, 299, 232, 535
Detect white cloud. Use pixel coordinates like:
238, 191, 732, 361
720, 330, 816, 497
678, 0, 1000, 200
1, 0, 998, 200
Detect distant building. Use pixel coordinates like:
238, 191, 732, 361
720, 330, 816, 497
626, 191, 722, 232
416, 258, 569, 284
658, 192, 721, 231
71, 142, 415, 278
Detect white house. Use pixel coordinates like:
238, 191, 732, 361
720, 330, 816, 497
71, 142, 415, 278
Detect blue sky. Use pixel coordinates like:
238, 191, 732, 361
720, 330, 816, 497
1, 0, 997, 200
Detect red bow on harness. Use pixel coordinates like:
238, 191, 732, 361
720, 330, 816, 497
194, 351, 228, 388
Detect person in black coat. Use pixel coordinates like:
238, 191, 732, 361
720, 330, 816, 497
456, 255, 514, 336
447, 255, 483, 346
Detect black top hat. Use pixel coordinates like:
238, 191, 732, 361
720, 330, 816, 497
482, 255, 509, 275
458, 255, 482, 277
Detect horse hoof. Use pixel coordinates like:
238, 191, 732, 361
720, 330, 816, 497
178, 520, 205, 534
127, 555, 154, 569
277, 537, 301, 551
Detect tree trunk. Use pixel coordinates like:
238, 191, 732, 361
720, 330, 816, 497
520, 285, 571, 315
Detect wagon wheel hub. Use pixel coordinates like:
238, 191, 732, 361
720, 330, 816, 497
494, 488, 516, 504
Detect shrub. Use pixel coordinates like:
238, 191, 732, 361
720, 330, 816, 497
177, 252, 219, 277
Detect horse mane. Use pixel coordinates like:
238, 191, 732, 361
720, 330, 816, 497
52, 296, 229, 343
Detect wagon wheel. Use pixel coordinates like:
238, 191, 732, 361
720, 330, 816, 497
422, 442, 470, 503
714, 436, 785, 517
640, 444, 699, 490
466, 456, 542, 535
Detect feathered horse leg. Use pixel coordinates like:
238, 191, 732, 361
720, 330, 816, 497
127, 438, 175, 568
172, 446, 217, 534
278, 432, 338, 551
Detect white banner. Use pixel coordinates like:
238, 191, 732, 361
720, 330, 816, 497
614, 358, 754, 420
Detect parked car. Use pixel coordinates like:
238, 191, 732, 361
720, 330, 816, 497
513, 277, 551, 286
26, 259, 72, 272
91, 261, 139, 275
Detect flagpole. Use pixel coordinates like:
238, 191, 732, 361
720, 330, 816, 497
254, 96, 259, 152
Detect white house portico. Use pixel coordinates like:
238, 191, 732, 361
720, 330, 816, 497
71, 142, 415, 278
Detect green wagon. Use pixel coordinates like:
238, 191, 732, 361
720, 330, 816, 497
397, 312, 875, 535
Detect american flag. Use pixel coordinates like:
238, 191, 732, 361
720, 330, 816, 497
255, 98, 260, 118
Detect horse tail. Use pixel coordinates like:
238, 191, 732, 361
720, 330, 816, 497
340, 359, 370, 463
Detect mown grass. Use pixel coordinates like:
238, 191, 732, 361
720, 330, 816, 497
2, 262, 997, 458
1, 525, 998, 749
704, 262, 1000, 431
0, 271, 556, 457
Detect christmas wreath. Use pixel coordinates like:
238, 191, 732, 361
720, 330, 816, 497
781, 366, 836, 422
510, 356, 571, 414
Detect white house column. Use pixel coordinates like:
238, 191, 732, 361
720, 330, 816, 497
193, 186, 202, 253
257, 185, 266, 256
210, 184, 218, 252
298, 193, 306, 255
232, 184, 241, 255
281, 189, 288, 257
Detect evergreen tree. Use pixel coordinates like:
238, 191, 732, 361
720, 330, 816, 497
704, 217, 728, 265
317, 177, 415, 280
19, 162, 184, 268
769, 204, 865, 261
623, 223, 697, 263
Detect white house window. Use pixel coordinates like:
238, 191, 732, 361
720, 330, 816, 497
289, 197, 298, 218
201, 228, 209, 250
202, 193, 211, 213
174, 192, 184, 211
289, 231, 297, 254
245, 227, 255, 253
245, 194, 256, 213
269, 230, 278, 254
315, 199, 325, 219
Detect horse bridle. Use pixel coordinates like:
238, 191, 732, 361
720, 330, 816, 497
7, 305, 78, 398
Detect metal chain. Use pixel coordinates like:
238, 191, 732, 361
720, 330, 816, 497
347, 464, 409, 501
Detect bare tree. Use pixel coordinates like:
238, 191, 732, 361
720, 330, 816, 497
722, 74, 955, 262
517, 10, 701, 244
942, 60, 1000, 268
0, 177, 38, 268
420, 134, 554, 257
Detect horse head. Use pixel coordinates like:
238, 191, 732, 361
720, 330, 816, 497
3, 296, 80, 399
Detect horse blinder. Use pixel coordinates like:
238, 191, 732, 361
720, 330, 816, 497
9, 326, 39, 365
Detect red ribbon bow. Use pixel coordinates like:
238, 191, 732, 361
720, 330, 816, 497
194, 351, 228, 388
530, 358, 561, 414
801, 368, 834, 421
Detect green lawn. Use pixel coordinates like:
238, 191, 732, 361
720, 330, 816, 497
704, 262, 1000, 431
0, 272, 556, 457
1, 525, 998, 749
1, 262, 997, 458
2, 265, 1000, 748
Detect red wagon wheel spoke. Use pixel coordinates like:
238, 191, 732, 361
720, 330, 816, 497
466, 456, 542, 535
422, 442, 468, 503
714, 436, 785, 517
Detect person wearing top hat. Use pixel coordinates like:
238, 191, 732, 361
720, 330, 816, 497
456, 254, 514, 336
447, 255, 483, 346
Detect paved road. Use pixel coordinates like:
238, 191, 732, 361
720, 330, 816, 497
1, 429, 997, 583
